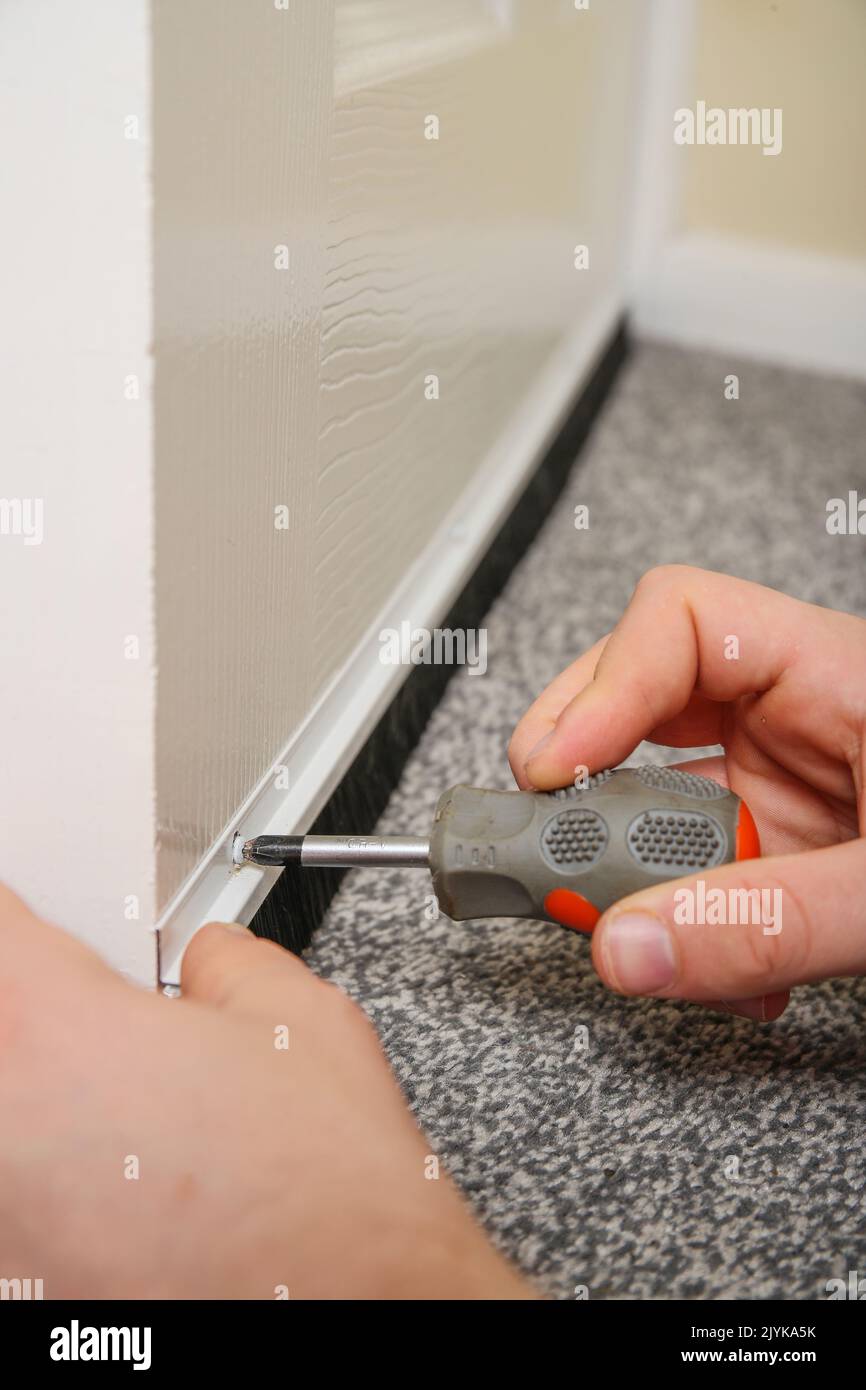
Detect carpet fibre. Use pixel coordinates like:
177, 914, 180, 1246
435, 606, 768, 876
304, 340, 866, 1300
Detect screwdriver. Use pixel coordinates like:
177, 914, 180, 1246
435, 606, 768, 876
235, 766, 760, 933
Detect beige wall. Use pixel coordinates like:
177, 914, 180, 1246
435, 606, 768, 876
153, 0, 640, 911
682, 0, 866, 260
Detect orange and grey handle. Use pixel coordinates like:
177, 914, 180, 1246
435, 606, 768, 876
428, 767, 760, 934
238, 766, 760, 935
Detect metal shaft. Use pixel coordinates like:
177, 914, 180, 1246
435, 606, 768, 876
238, 832, 430, 869
299, 835, 430, 868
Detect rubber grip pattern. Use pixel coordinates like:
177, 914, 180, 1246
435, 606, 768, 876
541, 810, 608, 869
633, 765, 727, 799
627, 809, 726, 870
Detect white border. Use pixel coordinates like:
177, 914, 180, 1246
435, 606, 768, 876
633, 230, 866, 381
157, 292, 623, 985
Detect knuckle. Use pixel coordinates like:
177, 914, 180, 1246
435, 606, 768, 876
735, 923, 788, 993
768, 872, 816, 980
634, 563, 693, 599
724, 872, 813, 991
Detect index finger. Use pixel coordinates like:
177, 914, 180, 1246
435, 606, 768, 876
519, 566, 808, 790
508, 635, 609, 786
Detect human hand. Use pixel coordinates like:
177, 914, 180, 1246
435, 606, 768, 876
0, 887, 531, 1299
509, 566, 866, 1020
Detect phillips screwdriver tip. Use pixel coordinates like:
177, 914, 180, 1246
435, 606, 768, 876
237, 834, 305, 867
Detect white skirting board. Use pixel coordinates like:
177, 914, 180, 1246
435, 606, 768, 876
156, 291, 623, 987
633, 232, 866, 382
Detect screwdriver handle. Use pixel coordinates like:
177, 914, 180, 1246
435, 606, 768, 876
429, 767, 760, 933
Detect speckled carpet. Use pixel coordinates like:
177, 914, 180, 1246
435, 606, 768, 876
304, 339, 866, 1300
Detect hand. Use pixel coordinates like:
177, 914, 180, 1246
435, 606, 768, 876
509, 566, 866, 1020
0, 887, 531, 1299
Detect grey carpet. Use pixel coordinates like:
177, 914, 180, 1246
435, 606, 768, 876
304, 339, 866, 1300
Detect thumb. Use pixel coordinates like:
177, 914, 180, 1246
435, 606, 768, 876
180, 921, 325, 1019
591, 837, 866, 1006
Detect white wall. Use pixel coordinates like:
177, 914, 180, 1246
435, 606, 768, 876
0, 1, 641, 985
0, 1, 156, 983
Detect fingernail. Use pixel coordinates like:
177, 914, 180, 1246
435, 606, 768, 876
600, 913, 676, 995
524, 730, 554, 770
722, 993, 787, 1023
222, 923, 250, 938
719, 998, 764, 1021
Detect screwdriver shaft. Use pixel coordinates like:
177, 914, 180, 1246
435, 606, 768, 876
239, 833, 430, 869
